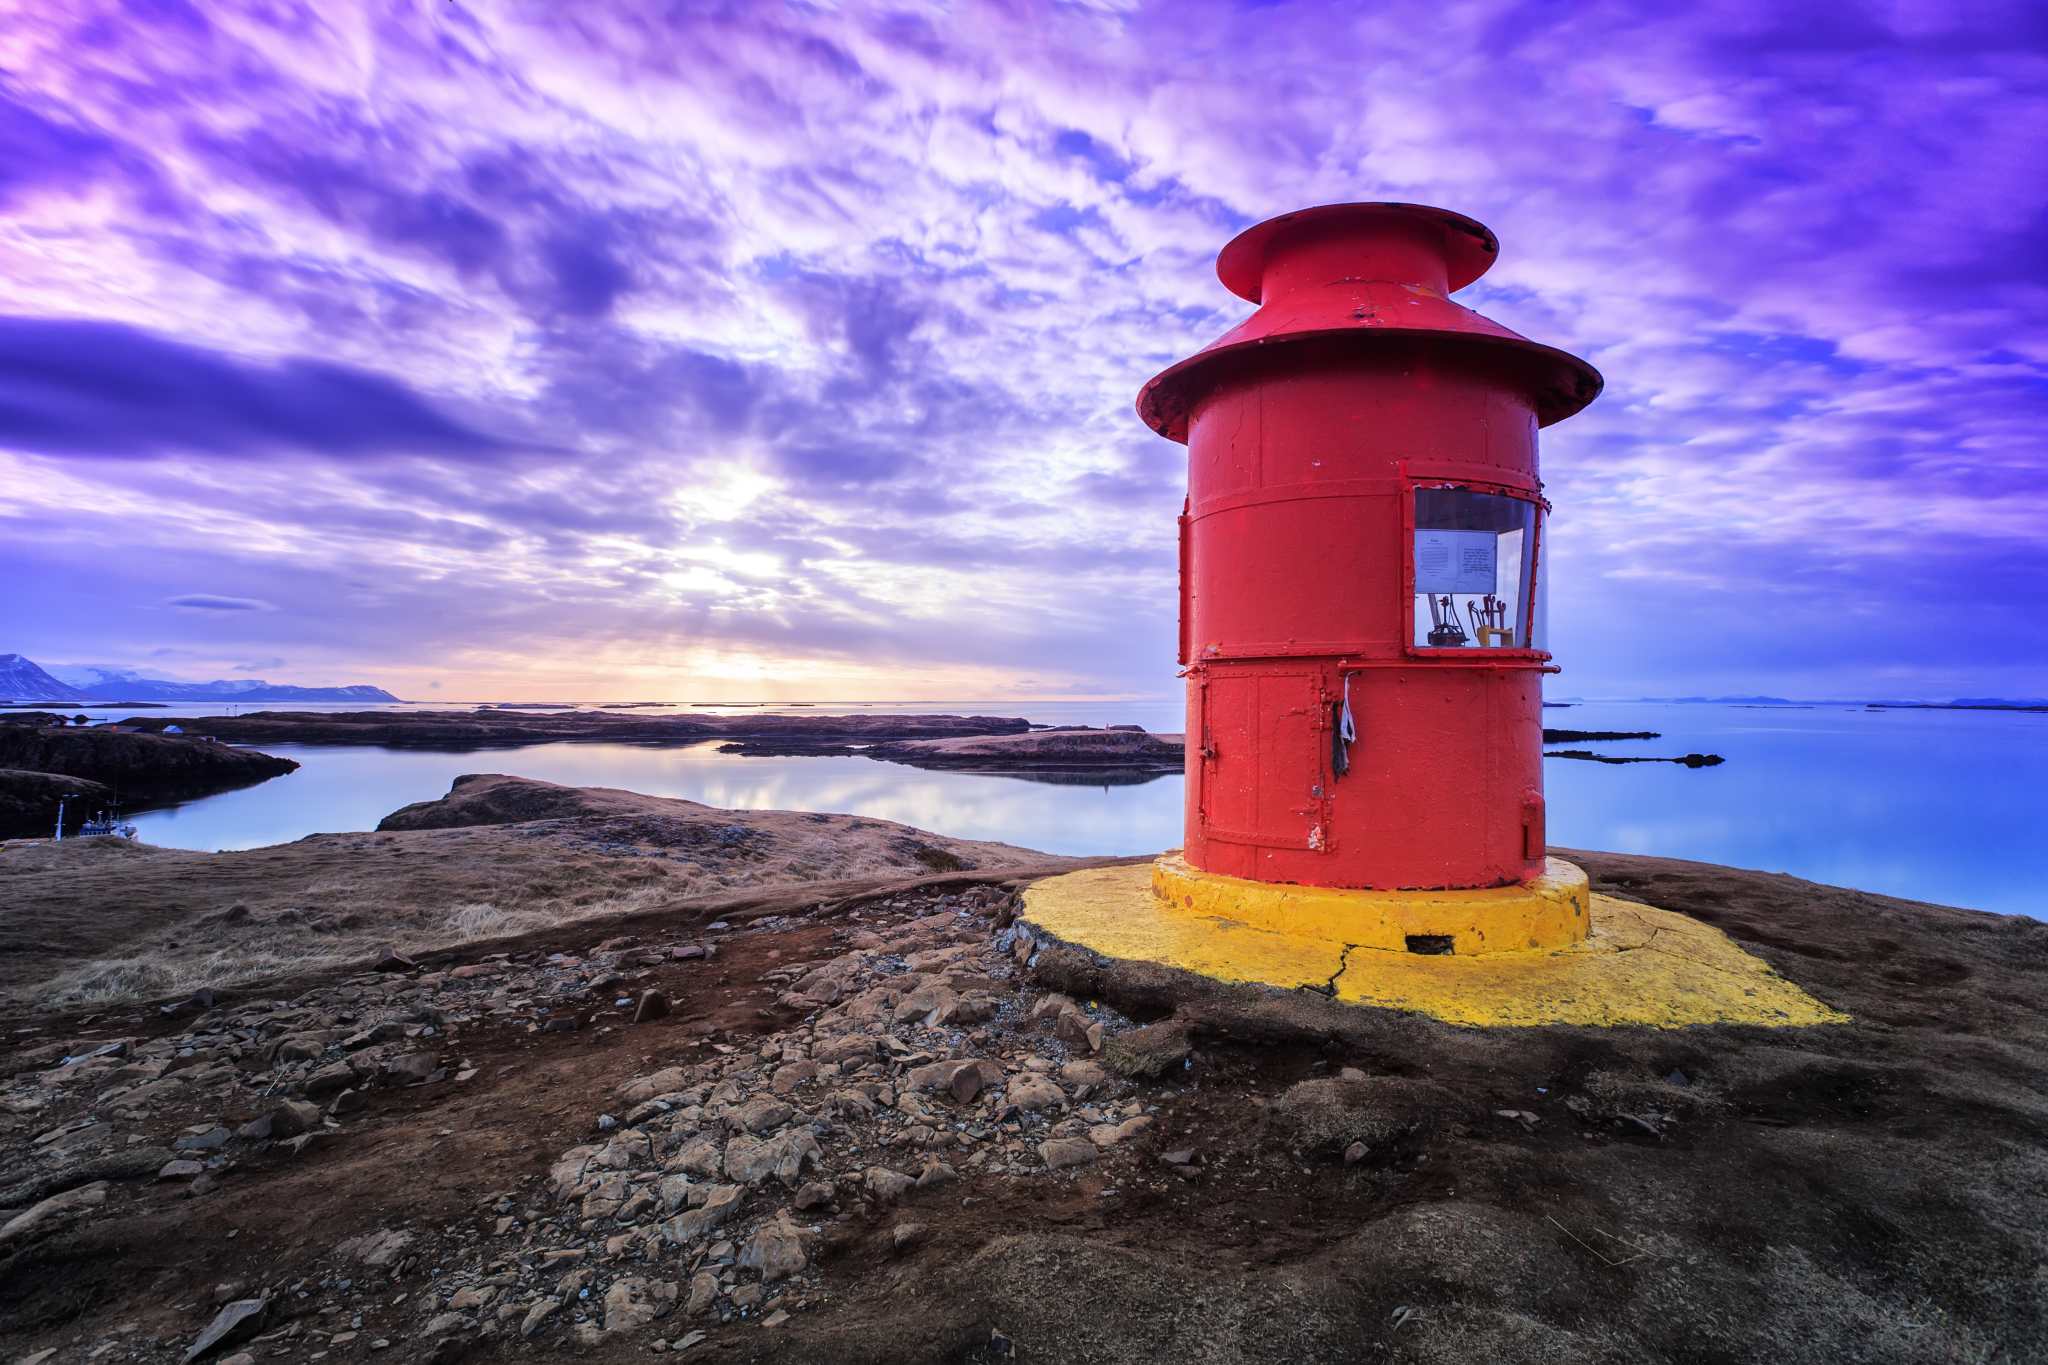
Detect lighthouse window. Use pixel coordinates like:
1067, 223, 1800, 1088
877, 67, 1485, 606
1412, 487, 1538, 650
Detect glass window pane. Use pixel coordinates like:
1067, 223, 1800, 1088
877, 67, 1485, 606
1412, 487, 1538, 650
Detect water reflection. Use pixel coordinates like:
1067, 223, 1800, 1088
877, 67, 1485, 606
116, 702, 2045, 919
126, 741, 1187, 861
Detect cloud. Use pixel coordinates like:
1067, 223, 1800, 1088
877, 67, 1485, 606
0, 317, 524, 460
0, 0, 2041, 701
168, 594, 276, 612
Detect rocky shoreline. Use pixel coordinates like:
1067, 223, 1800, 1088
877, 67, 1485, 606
718, 727, 1186, 784
116, 709, 1035, 751
0, 718, 300, 838
1544, 749, 1725, 767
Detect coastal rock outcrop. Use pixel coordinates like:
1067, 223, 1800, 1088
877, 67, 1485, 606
0, 719, 298, 837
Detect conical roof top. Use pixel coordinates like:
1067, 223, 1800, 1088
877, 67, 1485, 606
1137, 202, 1602, 442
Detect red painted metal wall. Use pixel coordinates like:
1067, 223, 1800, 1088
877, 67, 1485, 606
1142, 205, 1600, 891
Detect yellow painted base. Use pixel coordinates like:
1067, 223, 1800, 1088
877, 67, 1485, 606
1021, 859, 1850, 1029
1152, 853, 1590, 956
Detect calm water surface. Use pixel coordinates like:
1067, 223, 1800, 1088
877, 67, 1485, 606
95, 700, 2044, 919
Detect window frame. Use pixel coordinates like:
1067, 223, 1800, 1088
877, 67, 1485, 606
1401, 477, 1552, 662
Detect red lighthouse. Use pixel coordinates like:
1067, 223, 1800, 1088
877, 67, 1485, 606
1020, 206, 1849, 1027
1139, 203, 1601, 943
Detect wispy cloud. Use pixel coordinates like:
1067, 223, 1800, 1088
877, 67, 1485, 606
0, 0, 2041, 699
167, 594, 275, 612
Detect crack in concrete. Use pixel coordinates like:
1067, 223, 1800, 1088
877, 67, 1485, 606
1304, 942, 1362, 997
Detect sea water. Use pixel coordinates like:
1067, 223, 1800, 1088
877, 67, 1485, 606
74, 700, 2046, 919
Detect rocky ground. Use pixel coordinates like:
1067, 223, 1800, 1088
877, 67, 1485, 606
2, 823, 2045, 1364
0, 775, 1068, 1011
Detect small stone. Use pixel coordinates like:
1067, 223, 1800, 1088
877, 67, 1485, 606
1088, 1116, 1153, 1148
738, 1216, 807, 1283
633, 990, 670, 1023
420, 1311, 471, 1338
268, 1098, 323, 1137
891, 1222, 929, 1253
0, 1182, 108, 1245
1038, 1138, 1096, 1171
663, 1184, 743, 1242
684, 1271, 719, 1318
1058, 1060, 1110, 1096
1342, 1141, 1368, 1165
174, 1126, 232, 1152
865, 1167, 914, 1202
769, 1060, 818, 1094
1007, 1076, 1065, 1112
520, 1298, 561, 1338
374, 947, 417, 972
733, 1097, 795, 1134
762, 1308, 790, 1328
669, 1137, 722, 1177
380, 1052, 438, 1086
159, 1158, 205, 1180
1056, 1002, 1105, 1055
182, 1296, 268, 1362
341, 1228, 414, 1268
726, 1129, 823, 1187
303, 1062, 357, 1100
603, 1276, 663, 1333
330, 1088, 366, 1115
1102, 1019, 1189, 1079
792, 1180, 834, 1211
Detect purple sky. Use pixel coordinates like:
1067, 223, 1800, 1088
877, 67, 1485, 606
4, 1, 2044, 703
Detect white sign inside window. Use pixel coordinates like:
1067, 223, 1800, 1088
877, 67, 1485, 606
1414, 529, 1498, 594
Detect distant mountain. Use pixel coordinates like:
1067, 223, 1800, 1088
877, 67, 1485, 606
15, 656, 398, 704
0, 654, 84, 703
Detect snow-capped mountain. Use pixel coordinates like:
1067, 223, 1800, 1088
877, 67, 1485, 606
0, 654, 85, 702
8, 656, 398, 704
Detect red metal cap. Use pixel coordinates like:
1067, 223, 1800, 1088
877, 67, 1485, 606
1138, 201, 1602, 441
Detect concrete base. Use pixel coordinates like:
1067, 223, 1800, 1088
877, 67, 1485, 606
1152, 852, 1591, 956
1021, 858, 1850, 1029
